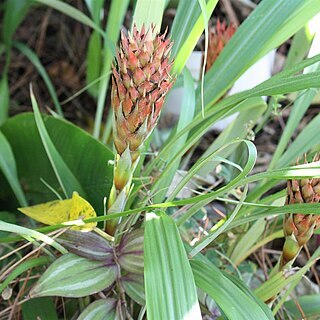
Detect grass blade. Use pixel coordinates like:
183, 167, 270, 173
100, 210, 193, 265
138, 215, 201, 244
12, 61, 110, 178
14, 42, 63, 116
199, 0, 320, 108
0, 220, 67, 253
191, 260, 274, 319
172, 0, 218, 75
0, 75, 9, 125
2, 0, 31, 46
34, 0, 103, 36
144, 211, 201, 320
0, 131, 27, 206
0, 256, 51, 295
152, 68, 196, 202
94, 0, 129, 139
30, 87, 85, 198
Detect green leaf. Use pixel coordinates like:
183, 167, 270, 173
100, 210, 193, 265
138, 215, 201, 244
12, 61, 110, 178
198, 97, 266, 177
94, 0, 129, 139
34, 0, 103, 35
172, 0, 218, 75
0, 113, 114, 214
22, 297, 58, 320
144, 211, 201, 320
85, 0, 105, 23
268, 32, 320, 170
284, 294, 320, 319
84, 0, 104, 97
118, 228, 144, 274
191, 260, 274, 320
152, 68, 196, 202
30, 88, 84, 198
78, 299, 117, 320
0, 212, 16, 238
170, 0, 202, 56
13, 42, 63, 116
30, 253, 117, 297
145, 54, 320, 177
277, 112, 320, 168
0, 75, 9, 125
200, 0, 320, 108
0, 256, 51, 295
230, 218, 266, 266
132, 0, 165, 34
2, 0, 31, 45
122, 274, 145, 306
86, 31, 102, 97
284, 27, 314, 70
0, 220, 67, 254
0, 131, 27, 206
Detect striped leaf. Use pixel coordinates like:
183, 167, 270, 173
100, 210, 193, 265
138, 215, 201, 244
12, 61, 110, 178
30, 253, 117, 298
121, 273, 145, 306
144, 211, 201, 320
191, 260, 274, 320
78, 299, 117, 320
58, 230, 114, 262
118, 228, 144, 275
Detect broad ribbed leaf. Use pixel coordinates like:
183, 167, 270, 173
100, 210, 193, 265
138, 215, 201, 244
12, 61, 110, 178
0, 113, 114, 214
121, 273, 145, 306
78, 299, 117, 320
144, 211, 201, 320
191, 260, 274, 320
30, 253, 117, 297
22, 297, 58, 320
58, 230, 114, 262
118, 228, 144, 274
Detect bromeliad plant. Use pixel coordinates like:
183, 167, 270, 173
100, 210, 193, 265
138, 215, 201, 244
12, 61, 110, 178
1, 0, 320, 319
280, 155, 320, 269
107, 25, 175, 235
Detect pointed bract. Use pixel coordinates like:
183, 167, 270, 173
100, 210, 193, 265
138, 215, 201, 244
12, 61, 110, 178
281, 154, 320, 267
112, 25, 175, 156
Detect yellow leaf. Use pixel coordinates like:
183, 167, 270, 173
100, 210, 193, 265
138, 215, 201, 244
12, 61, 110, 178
18, 192, 97, 231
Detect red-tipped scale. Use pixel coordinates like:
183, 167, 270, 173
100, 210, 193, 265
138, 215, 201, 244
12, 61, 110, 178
106, 25, 175, 235
206, 19, 236, 72
280, 155, 320, 268
111, 25, 175, 161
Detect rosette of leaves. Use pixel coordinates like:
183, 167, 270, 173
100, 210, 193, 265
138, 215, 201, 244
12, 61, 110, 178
30, 229, 144, 318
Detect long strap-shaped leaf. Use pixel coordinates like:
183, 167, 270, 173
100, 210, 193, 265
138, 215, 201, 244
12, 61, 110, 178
132, 0, 165, 33
171, 0, 218, 75
34, 0, 103, 36
191, 260, 274, 320
144, 211, 201, 320
199, 0, 320, 108
14, 42, 63, 116
0, 131, 27, 206
30, 87, 85, 198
